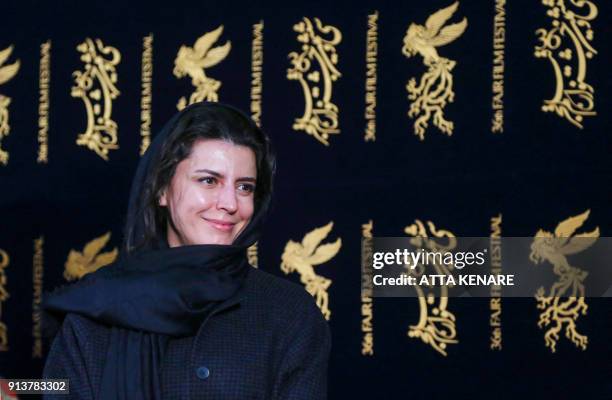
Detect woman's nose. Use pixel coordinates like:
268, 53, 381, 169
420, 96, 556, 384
216, 185, 237, 213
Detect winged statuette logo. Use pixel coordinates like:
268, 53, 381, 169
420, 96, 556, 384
174, 26, 231, 109
402, 2, 467, 140
281, 221, 342, 320
64, 232, 118, 281
530, 209, 599, 352
403, 2, 467, 64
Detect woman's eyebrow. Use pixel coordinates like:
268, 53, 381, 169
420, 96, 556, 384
194, 169, 256, 182
194, 169, 222, 177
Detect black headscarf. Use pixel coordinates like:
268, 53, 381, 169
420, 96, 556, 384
43, 102, 273, 399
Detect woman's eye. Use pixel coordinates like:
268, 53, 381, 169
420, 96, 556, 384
198, 177, 217, 185
237, 183, 255, 194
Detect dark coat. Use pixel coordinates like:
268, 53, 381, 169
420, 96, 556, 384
43, 267, 331, 399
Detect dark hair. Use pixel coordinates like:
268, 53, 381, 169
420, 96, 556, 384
126, 103, 275, 253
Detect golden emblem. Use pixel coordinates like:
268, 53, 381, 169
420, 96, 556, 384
402, 2, 467, 140
281, 222, 342, 320
64, 232, 118, 281
71, 38, 121, 160
535, 0, 597, 129
174, 26, 231, 110
0, 249, 9, 351
404, 219, 458, 356
529, 210, 598, 352
0, 45, 20, 165
247, 242, 258, 268
287, 17, 342, 146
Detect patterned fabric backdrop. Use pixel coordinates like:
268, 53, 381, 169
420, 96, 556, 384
1, 0, 610, 398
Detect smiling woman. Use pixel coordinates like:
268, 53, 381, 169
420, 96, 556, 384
160, 140, 257, 246
126, 101, 275, 254
42, 102, 331, 400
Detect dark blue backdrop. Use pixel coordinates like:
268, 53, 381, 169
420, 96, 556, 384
1, 0, 610, 398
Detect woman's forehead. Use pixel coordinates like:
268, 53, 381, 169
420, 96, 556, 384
183, 139, 256, 174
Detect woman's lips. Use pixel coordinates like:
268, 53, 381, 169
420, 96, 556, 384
204, 218, 236, 232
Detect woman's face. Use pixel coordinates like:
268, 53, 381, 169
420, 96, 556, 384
159, 139, 257, 246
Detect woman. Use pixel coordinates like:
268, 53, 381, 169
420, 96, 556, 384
42, 102, 331, 399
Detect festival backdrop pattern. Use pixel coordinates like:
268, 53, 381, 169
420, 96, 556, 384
1, 0, 611, 398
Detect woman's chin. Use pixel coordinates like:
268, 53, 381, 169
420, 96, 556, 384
192, 231, 234, 246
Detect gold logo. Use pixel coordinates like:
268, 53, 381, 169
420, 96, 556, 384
404, 219, 458, 356
402, 2, 467, 140
174, 26, 231, 110
287, 17, 342, 146
529, 210, 598, 352
535, 0, 598, 129
0, 249, 9, 351
71, 38, 121, 160
0, 45, 20, 165
64, 232, 118, 281
281, 222, 341, 320
247, 242, 258, 268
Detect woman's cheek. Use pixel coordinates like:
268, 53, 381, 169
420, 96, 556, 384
190, 186, 214, 209
239, 197, 255, 219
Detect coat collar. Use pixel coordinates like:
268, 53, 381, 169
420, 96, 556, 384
209, 266, 252, 316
